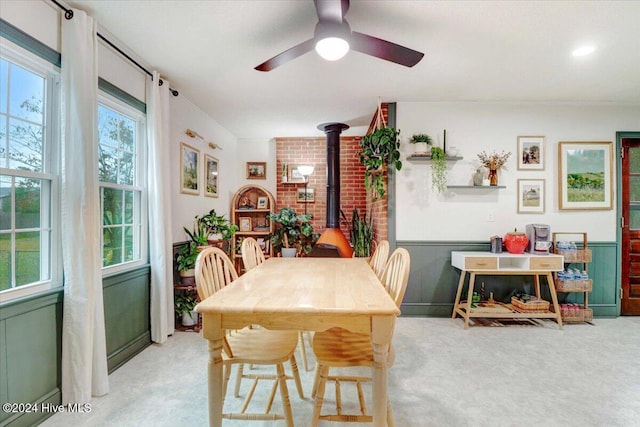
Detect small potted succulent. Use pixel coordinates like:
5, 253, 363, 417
409, 133, 433, 155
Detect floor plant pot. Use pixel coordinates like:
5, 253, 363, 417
181, 310, 198, 327
281, 248, 297, 258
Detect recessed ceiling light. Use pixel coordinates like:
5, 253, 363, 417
572, 45, 596, 57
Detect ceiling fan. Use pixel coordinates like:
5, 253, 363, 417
255, 0, 424, 72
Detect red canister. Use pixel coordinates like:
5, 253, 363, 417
504, 228, 529, 254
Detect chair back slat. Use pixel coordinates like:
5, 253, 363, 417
380, 248, 411, 307
369, 240, 390, 279
241, 237, 265, 271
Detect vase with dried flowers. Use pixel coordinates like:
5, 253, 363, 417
477, 150, 512, 186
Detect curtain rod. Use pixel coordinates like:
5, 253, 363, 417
50, 0, 178, 96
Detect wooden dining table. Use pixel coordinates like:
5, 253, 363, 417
195, 256, 400, 427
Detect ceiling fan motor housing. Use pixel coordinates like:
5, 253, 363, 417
314, 20, 352, 43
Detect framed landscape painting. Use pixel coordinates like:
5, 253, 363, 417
246, 161, 267, 179
204, 154, 219, 198
180, 142, 199, 195
558, 141, 613, 210
517, 179, 545, 213
517, 136, 545, 170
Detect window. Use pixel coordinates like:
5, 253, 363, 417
98, 96, 146, 272
0, 47, 60, 300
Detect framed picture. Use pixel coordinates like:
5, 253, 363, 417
517, 136, 545, 170
180, 142, 199, 195
517, 179, 545, 213
204, 154, 219, 198
257, 196, 268, 209
296, 187, 315, 203
239, 217, 252, 232
288, 164, 306, 184
558, 141, 613, 210
247, 162, 267, 180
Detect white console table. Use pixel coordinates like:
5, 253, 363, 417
451, 251, 564, 329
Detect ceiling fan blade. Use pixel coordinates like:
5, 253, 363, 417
314, 0, 349, 23
350, 31, 424, 67
254, 39, 315, 71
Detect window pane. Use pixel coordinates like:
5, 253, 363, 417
630, 146, 640, 174
124, 190, 133, 223
0, 59, 7, 114
99, 145, 118, 183
15, 177, 40, 229
0, 175, 11, 230
631, 176, 640, 202
119, 151, 134, 185
15, 231, 39, 286
124, 225, 134, 262
120, 116, 134, 152
98, 105, 119, 148
103, 226, 122, 267
9, 118, 43, 172
103, 188, 123, 225
631, 209, 640, 230
9, 63, 44, 124
0, 233, 10, 291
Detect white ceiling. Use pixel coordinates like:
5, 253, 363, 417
67, 0, 640, 139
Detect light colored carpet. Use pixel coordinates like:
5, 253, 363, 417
40, 317, 640, 427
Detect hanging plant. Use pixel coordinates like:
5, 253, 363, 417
358, 126, 402, 199
431, 146, 447, 192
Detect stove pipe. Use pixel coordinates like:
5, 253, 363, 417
311, 122, 353, 258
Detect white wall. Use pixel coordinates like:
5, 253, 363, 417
235, 137, 277, 197
395, 102, 639, 242
169, 96, 238, 241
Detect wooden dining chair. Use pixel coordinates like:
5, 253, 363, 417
241, 237, 313, 374
241, 237, 265, 271
195, 247, 303, 425
310, 247, 411, 426
369, 240, 390, 280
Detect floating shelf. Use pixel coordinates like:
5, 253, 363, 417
407, 155, 463, 161
447, 185, 506, 189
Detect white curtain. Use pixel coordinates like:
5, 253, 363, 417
147, 71, 174, 342
60, 9, 109, 403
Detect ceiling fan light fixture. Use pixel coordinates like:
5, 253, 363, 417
315, 37, 350, 61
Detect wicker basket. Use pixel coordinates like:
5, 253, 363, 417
511, 296, 550, 313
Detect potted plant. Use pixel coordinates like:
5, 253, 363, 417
358, 126, 403, 199
197, 209, 238, 254
409, 133, 433, 155
342, 207, 374, 258
176, 241, 199, 285
175, 294, 198, 327
431, 146, 447, 192
267, 207, 315, 257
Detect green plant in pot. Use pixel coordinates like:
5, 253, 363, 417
409, 133, 433, 155
358, 126, 403, 199
176, 241, 199, 285
341, 207, 374, 258
175, 294, 198, 326
267, 207, 316, 257
430, 146, 447, 193
196, 209, 238, 254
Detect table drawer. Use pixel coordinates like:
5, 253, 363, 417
464, 257, 498, 270
529, 257, 563, 270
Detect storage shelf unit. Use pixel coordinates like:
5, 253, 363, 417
552, 232, 593, 324
230, 185, 275, 273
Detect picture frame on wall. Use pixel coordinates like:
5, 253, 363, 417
180, 142, 199, 195
558, 141, 613, 210
204, 154, 219, 198
296, 187, 315, 203
517, 136, 545, 170
517, 179, 545, 214
257, 196, 268, 209
246, 162, 267, 180
239, 217, 252, 232
288, 164, 306, 184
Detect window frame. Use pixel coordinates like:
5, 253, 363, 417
0, 39, 61, 302
97, 92, 148, 276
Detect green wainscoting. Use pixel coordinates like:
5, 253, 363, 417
0, 265, 151, 426
103, 266, 151, 372
0, 289, 63, 427
397, 241, 619, 318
